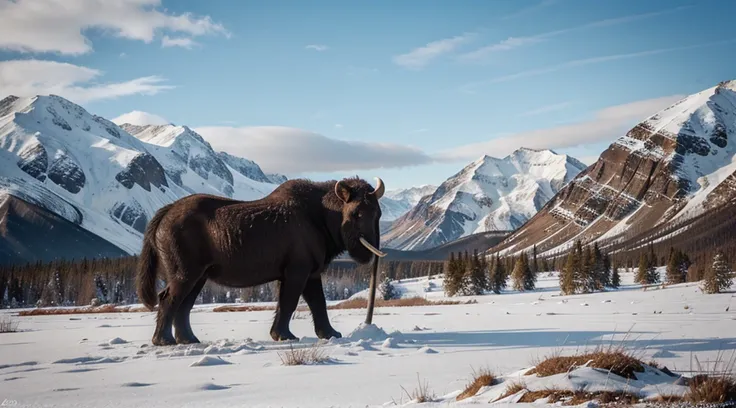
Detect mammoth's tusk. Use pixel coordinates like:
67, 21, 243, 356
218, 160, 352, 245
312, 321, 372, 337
371, 177, 385, 199
359, 237, 387, 258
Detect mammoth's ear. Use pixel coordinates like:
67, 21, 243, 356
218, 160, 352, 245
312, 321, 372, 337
334, 180, 351, 203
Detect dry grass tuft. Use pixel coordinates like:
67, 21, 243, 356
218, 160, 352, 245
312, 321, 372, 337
528, 346, 644, 379
686, 374, 736, 403
330, 296, 474, 310
0, 315, 19, 333
18, 304, 150, 316
496, 380, 527, 401
496, 384, 639, 406
400, 374, 436, 403
211, 304, 278, 313
456, 367, 497, 401
277, 343, 332, 366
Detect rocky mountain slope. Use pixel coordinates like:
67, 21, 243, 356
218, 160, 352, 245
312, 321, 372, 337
379, 184, 437, 221
493, 80, 736, 257
0, 95, 284, 258
382, 148, 586, 251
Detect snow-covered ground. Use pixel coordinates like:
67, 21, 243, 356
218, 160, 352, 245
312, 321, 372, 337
2, 269, 735, 407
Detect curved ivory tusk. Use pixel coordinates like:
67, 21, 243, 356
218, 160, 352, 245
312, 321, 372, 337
359, 237, 387, 258
371, 177, 385, 199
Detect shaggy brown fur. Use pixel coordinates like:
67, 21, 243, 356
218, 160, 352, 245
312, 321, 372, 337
136, 177, 384, 345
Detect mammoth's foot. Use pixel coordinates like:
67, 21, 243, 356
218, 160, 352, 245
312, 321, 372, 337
316, 327, 342, 340
270, 328, 299, 342
152, 333, 176, 346
175, 333, 200, 345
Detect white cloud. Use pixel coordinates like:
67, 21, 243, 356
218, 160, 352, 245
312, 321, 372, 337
393, 33, 475, 69
436, 94, 685, 162
112, 111, 170, 126
305, 44, 328, 52
194, 126, 433, 173
460, 6, 692, 62
334, 124, 343, 128
119, 52, 127, 58
0, 0, 228, 55
460, 39, 735, 93
501, 0, 559, 20
411, 128, 429, 134
161, 36, 197, 49
518, 101, 573, 117
0, 59, 174, 104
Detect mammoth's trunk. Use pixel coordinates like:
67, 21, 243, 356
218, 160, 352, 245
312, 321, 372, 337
365, 254, 380, 325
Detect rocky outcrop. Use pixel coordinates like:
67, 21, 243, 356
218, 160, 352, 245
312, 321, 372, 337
493, 79, 736, 257
115, 153, 168, 192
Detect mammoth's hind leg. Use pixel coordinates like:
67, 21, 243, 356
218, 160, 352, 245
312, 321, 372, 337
173, 277, 207, 344
153, 272, 203, 346
302, 277, 341, 340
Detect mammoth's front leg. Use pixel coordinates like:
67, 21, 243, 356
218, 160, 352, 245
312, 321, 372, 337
270, 272, 308, 341
302, 277, 342, 340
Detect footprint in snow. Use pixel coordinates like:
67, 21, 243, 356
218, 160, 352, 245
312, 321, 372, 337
197, 383, 231, 391
121, 382, 154, 387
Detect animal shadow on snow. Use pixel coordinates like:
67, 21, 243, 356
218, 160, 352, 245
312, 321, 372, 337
407, 328, 736, 354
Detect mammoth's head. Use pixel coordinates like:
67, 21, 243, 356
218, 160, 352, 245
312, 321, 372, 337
334, 177, 386, 264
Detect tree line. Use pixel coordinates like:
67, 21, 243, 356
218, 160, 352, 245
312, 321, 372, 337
0, 256, 444, 309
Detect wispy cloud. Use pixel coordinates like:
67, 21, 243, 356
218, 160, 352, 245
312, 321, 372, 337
0, 0, 229, 55
411, 128, 429, 134
195, 126, 433, 173
0, 59, 174, 103
460, 39, 736, 93
393, 32, 476, 70
334, 124, 343, 129
162, 36, 197, 49
459, 6, 692, 62
436, 94, 685, 162
518, 101, 573, 117
305, 44, 329, 52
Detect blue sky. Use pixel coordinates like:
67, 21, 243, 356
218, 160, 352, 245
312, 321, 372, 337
1, 0, 735, 189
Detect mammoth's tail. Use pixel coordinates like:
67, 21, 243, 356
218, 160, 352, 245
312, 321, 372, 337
136, 203, 174, 310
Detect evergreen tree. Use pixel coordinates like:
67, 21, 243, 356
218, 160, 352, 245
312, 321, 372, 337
580, 245, 595, 293
511, 253, 535, 291
636, 252, 648, 284
490, 254, 507, 294
610, 257, 621, 288
702, 252, 733, 294
379, 274, 399, 300
602, 252, 612, 288
560, 243, 580, 295
666, 249, 685, 284
532, 245, 539, 274
467, 250, 488, 295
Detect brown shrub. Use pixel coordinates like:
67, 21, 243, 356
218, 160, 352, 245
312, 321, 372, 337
686, 374, 736, 403
400, 374, 435, 403
329, 296, 473, 310
529, 347, 644, 379
456, 367, 496, 401
277, 343, 331, 366
0, 315, 19, 333
212, 304, 278, 313
18, 304, 150, 316
496, 381, 527, 401
496, 385, 639, 406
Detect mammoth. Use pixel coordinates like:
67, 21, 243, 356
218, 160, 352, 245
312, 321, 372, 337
136, 177, 386, 345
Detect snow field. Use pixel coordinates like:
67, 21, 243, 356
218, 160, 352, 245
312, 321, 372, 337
1, 269, 736, 407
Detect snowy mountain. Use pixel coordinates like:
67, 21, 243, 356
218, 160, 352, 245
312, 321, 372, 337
0, 95, 283, 257
379, 185, 437, 221
382, 148, 586, 250
493, 79, 736, 257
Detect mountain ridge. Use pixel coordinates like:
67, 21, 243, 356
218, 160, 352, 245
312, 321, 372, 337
382, 148, 587, 251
